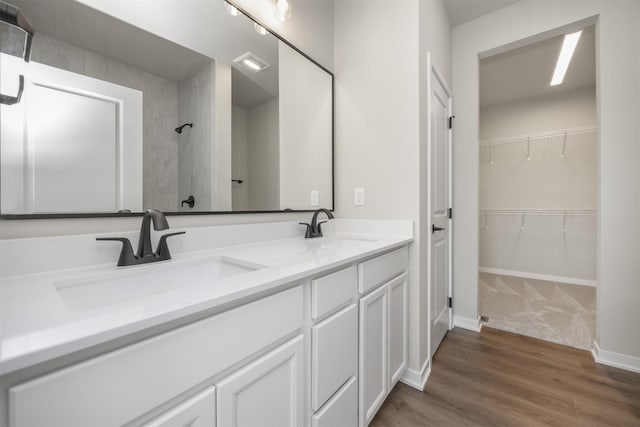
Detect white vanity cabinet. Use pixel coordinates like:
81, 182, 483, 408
8, 286, 303, 427
217, 335, 304, 427
358, 247, 409, 427
3, 239, 412, 427
310, 266, 358, 426
143, 386, 217, 427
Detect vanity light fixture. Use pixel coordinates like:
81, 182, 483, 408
550, 30, 582, 86
274, 0, 291, 22
254, 23, 268, 35
233, 52, 270, 73
224, 1, 241, 16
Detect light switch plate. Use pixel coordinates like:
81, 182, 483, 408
354, 188, 365, 206
311, 190, 319, 206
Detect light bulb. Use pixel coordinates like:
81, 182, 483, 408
254, 23, 268, 35
274, 0, 291, 22
225, 1, 240, 16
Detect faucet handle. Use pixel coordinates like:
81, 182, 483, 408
156, 231, 185, 260
96, 237, 135, 267
299, 222, 313, 238
316, 221, 328, 237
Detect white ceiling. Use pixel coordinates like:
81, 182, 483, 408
232, 68, 277, 109
443, 0, 521, 27
480, 25, 595, 107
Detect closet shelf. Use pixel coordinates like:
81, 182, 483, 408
479, 125, 597, 147
480, 208, 596, 216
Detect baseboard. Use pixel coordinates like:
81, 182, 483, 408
591, 340, 640, 373
478, 267, 596, 287
399, 358, 431, 391
453, 315, 483, 332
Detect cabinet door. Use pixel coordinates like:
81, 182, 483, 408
388, 273, 408, 388
359, 284, 388, 427
216, 335, 304, 427
144, 386, 216, 427
312, 304, 357, 411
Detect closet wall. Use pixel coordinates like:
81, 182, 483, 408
479, 86, 597, 349
480, 86, 597, 282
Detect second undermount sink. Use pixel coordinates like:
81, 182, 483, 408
54, 256, 264, 311
313, 236, 378, 249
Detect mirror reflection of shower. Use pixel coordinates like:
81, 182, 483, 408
0, 0, 34, 106
175, 123, 193, 134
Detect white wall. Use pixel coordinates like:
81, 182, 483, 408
248, 99, 280, 210
334, 0, 451, 377
480, 87, 597, 209
0, 0, 332, 238
479, 88, 598, 282
232, 101, 280, 211
231, 106, 249, 210
278, 42, 332, 210
453, 0, 640, 364
212, 61, 233, 211
480, 87, 597, 139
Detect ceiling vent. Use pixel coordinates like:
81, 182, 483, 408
233, 52, 270, 73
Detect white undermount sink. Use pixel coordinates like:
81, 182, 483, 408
313, 236, 378, 249
54, 256, 264, 311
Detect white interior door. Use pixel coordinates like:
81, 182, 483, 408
429, 53, 453, 357
0, 53, 142, 214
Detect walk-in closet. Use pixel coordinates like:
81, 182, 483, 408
478, 25, 597, 349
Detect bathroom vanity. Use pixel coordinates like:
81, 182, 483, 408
0, 220, 412, 426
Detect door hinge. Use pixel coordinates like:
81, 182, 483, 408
448, 208, 453, 219
448, 115, 455, 129
448, 297, 453, 308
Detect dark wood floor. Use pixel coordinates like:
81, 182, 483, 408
371, 327, 640, 426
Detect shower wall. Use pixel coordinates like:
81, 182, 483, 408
178, 61, 215, 211
29, 33, 180, 211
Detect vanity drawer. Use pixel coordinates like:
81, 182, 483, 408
10, 286, 303, 427
311, 303, 357, 411
358, 246, 408, 295
311, 266, 357, 320
312, 376, 357, 427
143, 386, 216, 427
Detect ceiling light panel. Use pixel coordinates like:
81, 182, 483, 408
550, 30, 582, 86
233, 52, 270, 73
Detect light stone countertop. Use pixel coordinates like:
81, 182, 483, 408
0, 220, 412, 376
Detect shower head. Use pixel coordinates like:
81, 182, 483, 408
175, 123, 193, 134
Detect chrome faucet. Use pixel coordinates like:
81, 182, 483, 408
300, 208, 335, 238
97, 209, 185, 266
